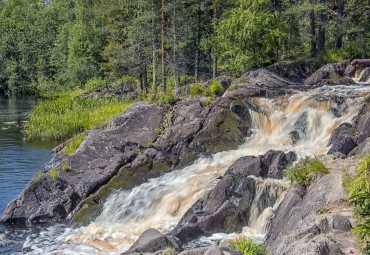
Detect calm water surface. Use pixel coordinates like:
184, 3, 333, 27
0, 96, 58, 254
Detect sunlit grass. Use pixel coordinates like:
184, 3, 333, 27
25, 94, 137, 141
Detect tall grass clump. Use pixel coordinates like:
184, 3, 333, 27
285, 157, 329, 186
204, 80, 224, 96
229, 236, 267, 255
343, 154, 370, 253
49, 168, 60, 179
25, 95, 136, 141
190, 84, 203, 96
62, 133, 86, 155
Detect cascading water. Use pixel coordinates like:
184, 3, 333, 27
23, 85, 370, 255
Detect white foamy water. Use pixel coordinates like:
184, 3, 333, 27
23, 86, 370, 255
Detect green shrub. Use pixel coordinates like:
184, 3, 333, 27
229, 85, 239, 91
343, 154, 370, 253
229, 236, 267, 255
146, 141, 153, 148
208, 80, 224, 96
49, 168, 60, 179
84, 77, 107, 91
285, 157, 329, 186
62, 134, 86, 155
190, 84, 204, 96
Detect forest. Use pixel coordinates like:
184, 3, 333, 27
0, 0, 368, 96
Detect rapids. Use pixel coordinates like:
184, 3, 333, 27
21, 85, 370, 254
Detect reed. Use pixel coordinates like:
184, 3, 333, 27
25, 95, 136, 141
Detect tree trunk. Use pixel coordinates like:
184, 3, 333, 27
173, 0, 180, 88
139, 71, 143, 91
212, 4, 218, 78
318, 0, 326, 53
143, 63, 148, 93
152, 0, 157, 96
194, 0, 201, 82
310, 1, 317, 57
161, 0, 166, 93
335, 0, 344, 48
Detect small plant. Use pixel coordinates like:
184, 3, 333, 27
190, 84, 203, 96
156, 118, 168, 136
343, 154, 370, 253
229, 236, 267, 255
146, 141, 153, 148
229, 85, 239, 91
284, 157, 329, 186
49, 168, 60, 179
62, 134, 86, 155
202, 96, 215, 107
136, 151, 142, 157
32, 170, 43, 181
208, 80, 224, 96
77, 169, 84, 174
62, 163, 71, 171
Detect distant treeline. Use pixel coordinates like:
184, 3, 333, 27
0, 0, 368, 95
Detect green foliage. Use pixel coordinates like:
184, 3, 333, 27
190, 84, 204, 97
343, 154, 370, 253
204, 80, 224, 96
146, 141, 153, 148
229, 85, 239, 91
229, 236, 267, 255
32, 170, 43, 181
25, 92, 136, 141
285, 157, 329, 186
84, 77, 107, 91
49, 168, 60, 179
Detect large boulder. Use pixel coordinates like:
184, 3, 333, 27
344, 59, 370, 77
171, 151, 296, 243
304, 61, 349, 86
266, 173, 357, 255
122, 229, 182, 255
1, 102, 166, 224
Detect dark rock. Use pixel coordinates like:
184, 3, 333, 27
289, 130, 300, 144
178, 247, 208, 255
305, 61, 348, 86
344, 59, 370, 77
171, 151, 294, 243
355, 101, 370, 137
267, 62, 311, 83
1, 102, 166, 224
330, 214, 352, 232
202, 76, 232, 93
359, 67, 370, 83
328, 135, 358, 156
327, 123, 355, 146
337, 77, 357, 85
78, 80, 138, 99
122, 229, 182, 254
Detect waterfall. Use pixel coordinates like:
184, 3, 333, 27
24, 86, 370, 255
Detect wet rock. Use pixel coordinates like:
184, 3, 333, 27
327, 123, 355, 146
305, 61, 348, 86
289, 130, 300, 145
122, 229, 182, 255
355, 101, 370, 137
171, 151, 295, 243
328, 135, 358, 156
266, 174, 350, 255
344, 59, 370, 77
359, 67, 370, 82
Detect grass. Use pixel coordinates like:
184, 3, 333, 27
62, 163, 71, 171
32, 170, 43, 181
49, 168, 60, 179
202, 96, 215, 107
229, 236, 267, 255
343, 154, 370, 253
25, 94, 136, 141
284, 157, 329, 186
62, 134, 86, 155
229, 85, 239, 91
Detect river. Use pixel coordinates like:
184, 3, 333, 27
0, 96, 57, 254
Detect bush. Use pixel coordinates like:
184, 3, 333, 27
49, 168, 60, 179
62, 134, 86, 155
202, 96, 215, 107
84, 77, 107, 91
229, 236, 267, 255
285, 157, 329, 186
208, 80, 224, 96
190, 84, 203, 96
344, 154, 370, 253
